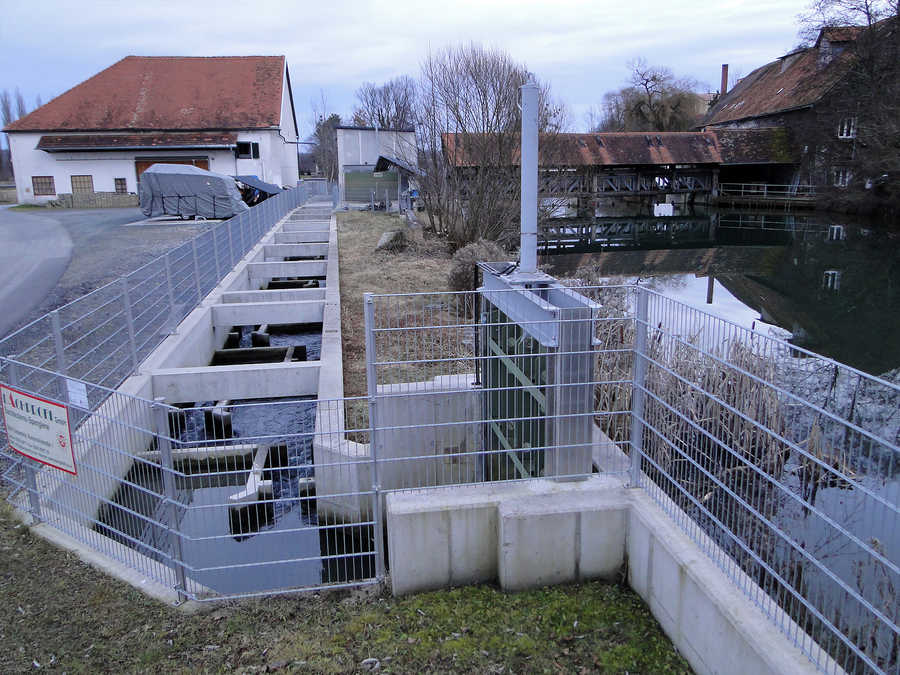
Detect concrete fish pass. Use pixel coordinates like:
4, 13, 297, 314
1, 183, 898, 674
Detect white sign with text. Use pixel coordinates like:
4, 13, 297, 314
1, 385, 77, 474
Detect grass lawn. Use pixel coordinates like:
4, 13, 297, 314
0, 504, 690, 673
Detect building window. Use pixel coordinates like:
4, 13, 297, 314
837, 116, 857, 139
236, 141, 260, 159
31, 176, 56, 196
70, 175, 94, 193
822, 270, 841, 291
832, 167, 851, 188
827, 225, 845, 241
114, 178, 127, 194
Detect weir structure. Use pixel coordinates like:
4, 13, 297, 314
0, 166, 897, 673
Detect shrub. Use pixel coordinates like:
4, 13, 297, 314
447, 239, 508, 291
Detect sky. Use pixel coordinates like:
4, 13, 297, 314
0, 0, 812, 136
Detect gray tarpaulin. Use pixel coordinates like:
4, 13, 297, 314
139, 164, 250, 218
235, 175, 283, 195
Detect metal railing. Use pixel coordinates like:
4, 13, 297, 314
719, 183, 817, 199
363, 285, 898, 674
1, 274, 897, 672
0, 181, 328, 398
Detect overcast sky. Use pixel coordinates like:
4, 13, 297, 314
1, 0, 811, 135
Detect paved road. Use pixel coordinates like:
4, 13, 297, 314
0, 206, 211, 340
0, 206, 74, 338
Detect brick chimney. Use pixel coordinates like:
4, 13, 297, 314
721, 64, 729, 96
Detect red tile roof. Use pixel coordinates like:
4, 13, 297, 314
443, 132, 723, 167
5, 56, 285, 132
701, 26, 867, 127
36, 132, 238, 151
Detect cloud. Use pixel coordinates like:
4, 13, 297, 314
1, 0, 811, 132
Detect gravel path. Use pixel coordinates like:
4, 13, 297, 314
4, 207, 213, 335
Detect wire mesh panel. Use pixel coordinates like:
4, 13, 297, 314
0, 185, 318, 398
365, 282, 633, 493
629, 288, 899, 675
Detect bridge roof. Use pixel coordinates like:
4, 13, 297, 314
443, 132, 722, 167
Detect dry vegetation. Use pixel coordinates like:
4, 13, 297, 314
336, 210, 455, 398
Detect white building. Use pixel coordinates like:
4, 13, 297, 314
335, 126, 417, 203
4, 55, 300, 204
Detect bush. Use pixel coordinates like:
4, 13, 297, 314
447, 239, 508, 291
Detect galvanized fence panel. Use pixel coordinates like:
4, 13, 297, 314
366, 283, 898, 675
0, 185, 316, 398
630, 288, 899, 675
364, 285, 635, 493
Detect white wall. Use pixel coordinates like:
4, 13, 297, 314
8, 133, 239, 204
8, 64, 301, 204
336, 128, 417, 201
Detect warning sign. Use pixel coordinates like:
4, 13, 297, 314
1, 384, 77, 475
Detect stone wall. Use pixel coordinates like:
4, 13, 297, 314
50, 192, 139, 208
0, 186, 16, 203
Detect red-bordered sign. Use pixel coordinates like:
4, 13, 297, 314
1, 384, 77, 475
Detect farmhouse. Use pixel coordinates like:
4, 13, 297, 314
4, 55, 300, 205
700, 19, 898, 189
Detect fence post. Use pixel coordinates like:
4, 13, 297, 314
191, 239, 203, 302
153, 397, 187, 603
227, 220, 235, 267
363, 293, 385, 580
7, 360, 42, 522
211, 227, 221, 284
629, 287, 649, 488
120, 277, 139, 371
50, 309, 67, 377
163, 253, 177, 333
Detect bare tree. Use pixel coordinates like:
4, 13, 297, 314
798, 0, 896, 42
416, 43, 567, 248
591, 59, 706, 132
352, 76, 416, 129
0, 90, 12, 130
14, 88, 27, 120
309, 92, 341, 182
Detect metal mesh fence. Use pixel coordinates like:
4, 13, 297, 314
0, 265, 897, 672
0, 185, 319, 397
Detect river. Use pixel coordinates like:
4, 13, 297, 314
541, 206, 900, 378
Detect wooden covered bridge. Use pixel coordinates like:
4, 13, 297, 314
442, 127, 800, 210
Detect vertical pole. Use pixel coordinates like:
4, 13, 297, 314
227, 220, 235, 267
211, 226, 221, 283
706, 275, 715, 305
191, 239, 202, 302
154, 397, 187, 603
519, 81, 539, 274
163, 253, 177, 333
50, 310, 66, 374
120, 277, 139, 371
8, 361, 41, 522
50, 309, 68, 406
629, 288, 649, 487
363, 293, 385, 580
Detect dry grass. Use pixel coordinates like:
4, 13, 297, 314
337, 210, 454, 398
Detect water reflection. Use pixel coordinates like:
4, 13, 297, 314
542, 208, 900, 376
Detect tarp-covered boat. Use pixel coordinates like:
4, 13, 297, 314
139, 164, 250, 219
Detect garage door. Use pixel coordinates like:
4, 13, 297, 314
135, 158, 209, 180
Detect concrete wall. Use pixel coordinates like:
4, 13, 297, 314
385, 478, 825, 675
50, 192, 139, 208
